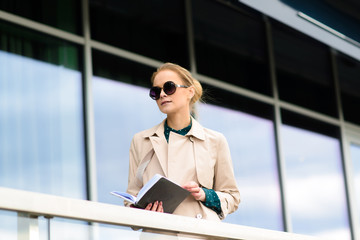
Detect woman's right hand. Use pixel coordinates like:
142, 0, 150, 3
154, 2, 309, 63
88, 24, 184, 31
144, 201, 164, 212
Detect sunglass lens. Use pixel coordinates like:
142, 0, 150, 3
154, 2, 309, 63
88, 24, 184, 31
163, 81, 176, 95
149, 87, 161, 100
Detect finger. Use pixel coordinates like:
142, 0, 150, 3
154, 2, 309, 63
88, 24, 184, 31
145, 203, 152, 210
158, 201, 164, 213
151, 201, 159, 211
189, 187, 201, 194
183, 181, 198, 189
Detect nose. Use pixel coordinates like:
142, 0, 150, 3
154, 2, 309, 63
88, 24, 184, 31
159, 88, 167, 98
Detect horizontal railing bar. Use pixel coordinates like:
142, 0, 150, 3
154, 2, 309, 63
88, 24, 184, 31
0, 187, 320, 240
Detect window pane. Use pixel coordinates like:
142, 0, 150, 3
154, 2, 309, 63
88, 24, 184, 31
350, 143, 360, 224
0, 0, 81, 34
90, 0, 189, 68
192, 0, 271, 96
50, 218, 89, 240
92, 50, 153, 89
96, 224, 141, 240
201, 83, 273, 119
92, 53, 164, 204
0, 22, 86, 199
197, 103, 283, 230
0, 211, 17, 240
95, 223, 194, 240
337, 53, 360, 125
281, 113, 350, 239
0, 211, 49, 240
272, 20, 337, 117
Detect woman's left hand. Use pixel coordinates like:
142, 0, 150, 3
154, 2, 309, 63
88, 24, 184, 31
182, 181, 206, 202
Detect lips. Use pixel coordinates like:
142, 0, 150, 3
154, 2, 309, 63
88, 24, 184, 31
161, 100, 171, 105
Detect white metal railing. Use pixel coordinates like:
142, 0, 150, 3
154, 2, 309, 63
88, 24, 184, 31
0, 187, 321, 240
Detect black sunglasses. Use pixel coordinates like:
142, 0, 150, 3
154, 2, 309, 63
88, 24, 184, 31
149, 81, 189, 100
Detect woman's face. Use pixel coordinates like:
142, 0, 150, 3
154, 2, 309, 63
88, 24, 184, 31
152, 70, 194, 116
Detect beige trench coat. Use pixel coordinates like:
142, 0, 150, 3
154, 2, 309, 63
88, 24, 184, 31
126, 117, 240, 221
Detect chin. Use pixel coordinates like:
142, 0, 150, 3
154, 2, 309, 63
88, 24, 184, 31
160, 109, 171, 115
159, 107, 175, 115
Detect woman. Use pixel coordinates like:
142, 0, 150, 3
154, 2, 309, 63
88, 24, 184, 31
126, 62, 240, 221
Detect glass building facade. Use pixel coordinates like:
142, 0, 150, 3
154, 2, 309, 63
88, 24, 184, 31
0, 0, 360, 239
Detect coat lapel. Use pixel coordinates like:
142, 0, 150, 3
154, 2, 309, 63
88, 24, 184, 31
187, 118, 213, 189
147, 120, 168, 177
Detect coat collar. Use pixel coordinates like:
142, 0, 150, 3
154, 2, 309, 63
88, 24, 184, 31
143, 116, 205, 141
186, 117, 205, 141
141, 116, 209, 183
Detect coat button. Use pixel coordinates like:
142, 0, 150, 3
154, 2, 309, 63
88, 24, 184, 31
196, 213, 202, 219
189, 136, 194, 142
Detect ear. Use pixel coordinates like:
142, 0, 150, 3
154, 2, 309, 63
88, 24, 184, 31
188, 86, 195, 99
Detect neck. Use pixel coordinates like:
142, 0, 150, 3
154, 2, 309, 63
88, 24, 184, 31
166, 112, 191, 130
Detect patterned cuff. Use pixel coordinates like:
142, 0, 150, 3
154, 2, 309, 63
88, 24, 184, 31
202, 188, 222, 215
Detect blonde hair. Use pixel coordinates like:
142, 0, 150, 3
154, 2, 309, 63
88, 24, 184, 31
151, 62, 203, 106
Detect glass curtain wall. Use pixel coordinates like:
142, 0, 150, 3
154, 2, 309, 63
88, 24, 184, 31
89, 0, 189, 68
0, 21, 86, 199
281, 111, 350, 239
197, 91, 283, 230
272, 19, 337, 118
0, 5, 86, 239
271, 15, 351, 238
337, 52, 360, 126
350, 143, 360, 224
0, 0, 81, 34
92, 50, 163, 205
337, 52, 360, 232
192, 0, 271, 96
1, 0, 360, 239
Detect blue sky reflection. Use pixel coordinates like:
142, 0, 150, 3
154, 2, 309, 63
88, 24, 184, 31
0, 50, 86, 199
93, 76, 165, 204
197, 104, 283, 230
282, 125, 350, 239
350, 143, 360, 223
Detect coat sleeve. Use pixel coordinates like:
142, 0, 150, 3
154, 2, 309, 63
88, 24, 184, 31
125, 135, 142, 207
213, 133, 240, 219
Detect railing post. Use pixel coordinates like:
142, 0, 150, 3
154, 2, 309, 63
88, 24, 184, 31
17, 213, 39, 240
